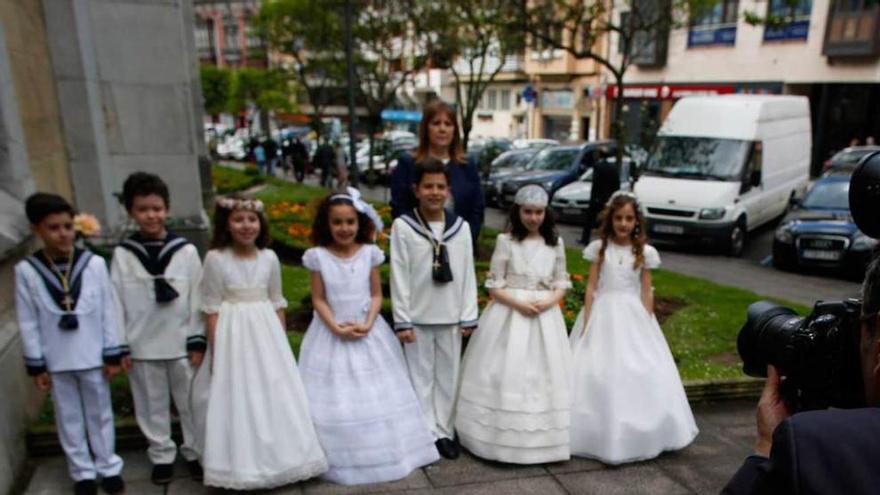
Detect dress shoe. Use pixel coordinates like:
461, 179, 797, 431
73, 479, 97, 495
100, 475, 125, 494
187, 460, 204, 481
151, 463, 173, 485
435, 438, 460, 459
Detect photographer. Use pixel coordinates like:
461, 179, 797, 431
722, 255, 880, 494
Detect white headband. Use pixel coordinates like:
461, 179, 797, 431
216, 197, 264, 212
514, 184, 549, 207
330, 187, 384, 232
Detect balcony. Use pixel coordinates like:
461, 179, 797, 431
823, 5, 880, 57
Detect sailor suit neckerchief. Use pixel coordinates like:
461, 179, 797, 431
401, 208, 463, 283
25, 248, 92, 330
119, 232, 190, 303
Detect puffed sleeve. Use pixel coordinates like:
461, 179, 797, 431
267, 250, 288, 310
551, 238, 572, 289
644, 244, 661, 269
583, 240, 603, 261
302, 248, 321, 272
200, 251, 223, 314
485, 234, 510, 289
369, 244, 385, 267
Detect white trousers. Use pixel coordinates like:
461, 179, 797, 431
403, 325, 461, 440
51, 368, 124, 481
129, 358, 199, 464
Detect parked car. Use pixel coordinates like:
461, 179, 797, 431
822, 145, 880, 173
511, 138, 559, 150
216, 135, 247, 161
483, 149, 540, 206
499, 140, 617, 207
634, 95, 811, 256
550, 157, 633, 224
772, 171, 876, 279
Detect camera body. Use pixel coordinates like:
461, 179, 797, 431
737, 151, 880, 412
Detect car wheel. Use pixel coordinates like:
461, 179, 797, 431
727, 219, 746, 257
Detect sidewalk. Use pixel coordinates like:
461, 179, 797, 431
21, 401, 757, 495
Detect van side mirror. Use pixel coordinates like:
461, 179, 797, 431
750, 169, 762, 187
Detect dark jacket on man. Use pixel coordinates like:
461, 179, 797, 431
722, 408, 880, 495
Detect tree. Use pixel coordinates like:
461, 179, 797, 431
515, 0, 713, 160
227, 67, 295, 134
353, 0, 430, 182
200, 65, 232, 123
257, 0, 347, 138
416, 0, 525, 151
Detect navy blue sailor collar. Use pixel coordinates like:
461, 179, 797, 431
119, 232, 190, 303
400, 208, 464, 243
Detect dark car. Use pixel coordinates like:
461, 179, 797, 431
499, 140, 617, 206
822, 146, 880, 173
483, 149, 540, 206
772, 172, 876, 279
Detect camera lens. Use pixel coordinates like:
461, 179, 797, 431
850, 151, 880, 238
737, 301, 803, 377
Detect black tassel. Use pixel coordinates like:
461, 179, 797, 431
154, 278, 180, 303
432, 245, 454, 283
59, 314, 79, 330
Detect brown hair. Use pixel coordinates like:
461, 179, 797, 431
311, 192, 376, 247
210, 193, 271, 249
596, 193, 646, 271
415, 100, 465, 163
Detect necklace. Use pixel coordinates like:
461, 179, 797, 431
42, 250, 75, 310
326, 245, 360, 273
414, 209, 445, 271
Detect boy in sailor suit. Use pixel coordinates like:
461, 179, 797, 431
15, 193, 125, 495
390, 158, 479, 460
110, 172, 205, 485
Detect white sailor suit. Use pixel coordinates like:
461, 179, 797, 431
110, 233, 204, 466
15, 249, 124, 482
390, 209, 479, 440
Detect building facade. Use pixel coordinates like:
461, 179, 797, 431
193, 0, 267, 68
610, 0, 880, 172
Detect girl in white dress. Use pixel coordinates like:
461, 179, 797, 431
456, 185, 573, 464
192, 195, 328, 489
300, 192, 438, 485
570, 192, 698, 464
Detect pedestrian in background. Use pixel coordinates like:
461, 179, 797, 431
581, 153, 619, 245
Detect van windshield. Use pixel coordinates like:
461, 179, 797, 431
644, 136, 750, 180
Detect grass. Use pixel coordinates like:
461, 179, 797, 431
212, 163, 263, 194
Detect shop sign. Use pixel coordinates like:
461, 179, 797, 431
606, 84, 736, 99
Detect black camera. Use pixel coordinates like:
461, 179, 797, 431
737, 151, 880, 411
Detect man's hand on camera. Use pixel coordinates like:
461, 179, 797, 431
754, 364, 791, 457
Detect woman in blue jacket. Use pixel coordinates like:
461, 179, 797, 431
390, 100, 484, 250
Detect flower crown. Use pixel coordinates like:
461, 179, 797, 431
216, 197, 264, 212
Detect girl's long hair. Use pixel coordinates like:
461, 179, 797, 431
596, 193, 646, 271
508, 204, 559, 247
311, 192, 375, 247
414, 100, 465, 164
210, 193, 271, 250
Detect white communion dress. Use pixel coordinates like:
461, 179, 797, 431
569, 240, 698, 464
299, 245, 439, 485
456, 234, 573, 464
190, 248, 328, 489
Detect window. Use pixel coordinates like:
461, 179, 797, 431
764, 0, 811, 41
579, 21, 593, 52
688, 0, 738, 46
541, 89, 574, 109
500, 90, 511, 110
488, 90, 497, 110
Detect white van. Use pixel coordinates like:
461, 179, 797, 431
634, 95, 811, 256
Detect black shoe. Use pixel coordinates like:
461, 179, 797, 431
151, 463, 173, 485
100, 475, 125, 494
187, 460, 204, 481
435, 438, 460, 459
73, 479, 97, 495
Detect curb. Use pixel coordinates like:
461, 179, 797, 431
26, 378, 762, 456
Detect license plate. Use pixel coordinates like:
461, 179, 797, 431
563, 208, 582, 216
802, 249, 841, 261
653, 224, 684, 235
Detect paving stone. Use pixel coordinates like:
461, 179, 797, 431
554, 463, 693, 495
428, 475, 567, 495
119, 450, 154, 482
23, 458, 70, 495
301, 469, 430, 495
166, 477, 215, 494
423, 451, 547, 487
544, 456, 606, 475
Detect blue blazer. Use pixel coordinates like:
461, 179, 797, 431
390, 153, 484, 244
722, 407, 880, 494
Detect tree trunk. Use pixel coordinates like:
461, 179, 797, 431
259, 105, 271, 137
612, 76, 626, 165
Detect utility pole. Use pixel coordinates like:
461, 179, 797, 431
344, 0, 359, 187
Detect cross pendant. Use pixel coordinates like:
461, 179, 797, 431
433, 260, 441, 270
61, 295, 74, 307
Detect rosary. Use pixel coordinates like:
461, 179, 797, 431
43, 251, 75, 310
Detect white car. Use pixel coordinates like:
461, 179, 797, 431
216, 136, 247, 161
551, 159, 632, 224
